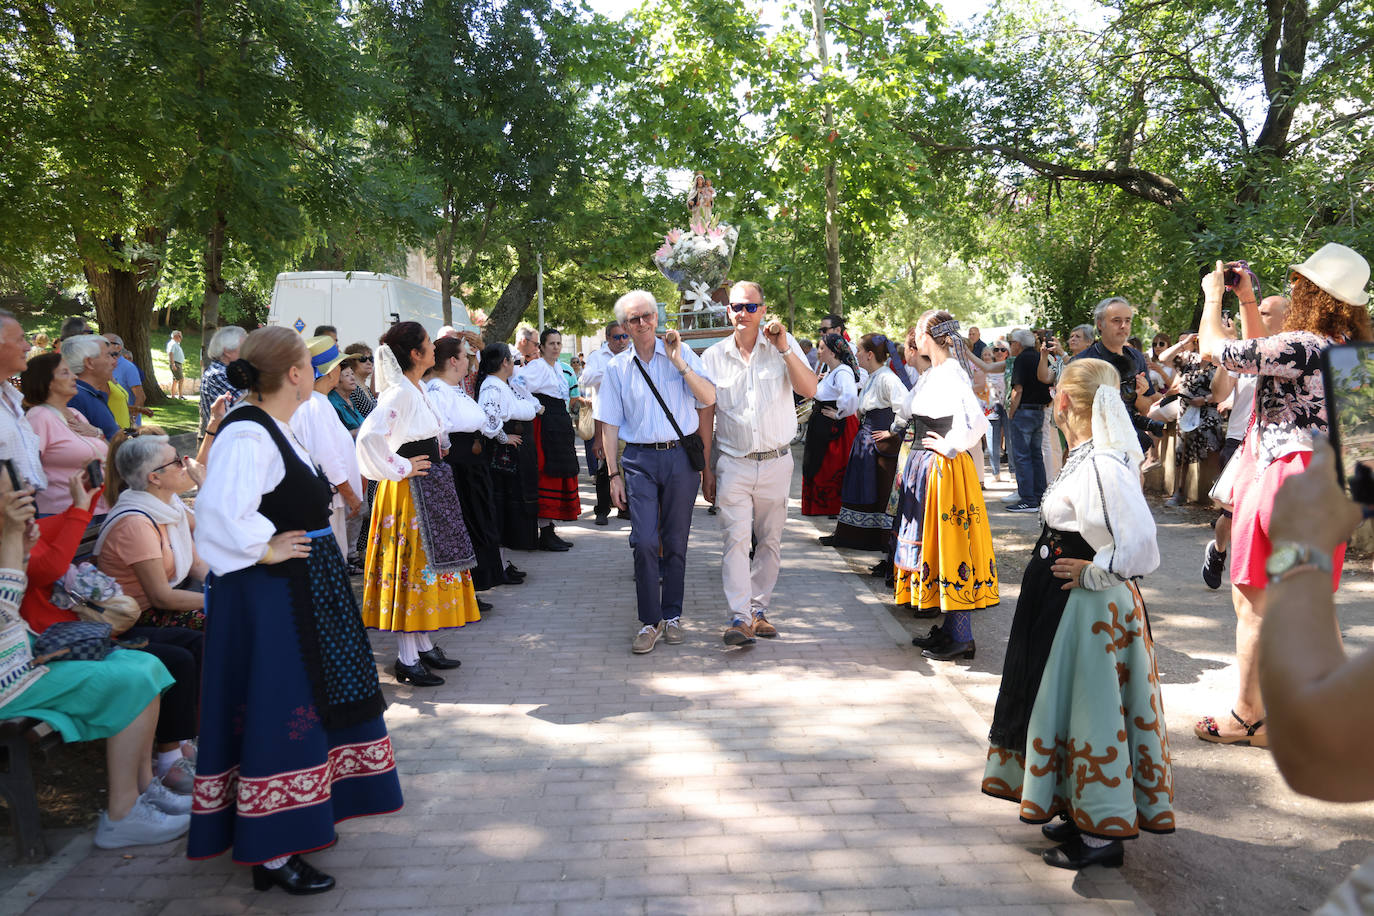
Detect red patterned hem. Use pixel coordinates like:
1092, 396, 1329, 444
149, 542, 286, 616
193, 736, 397, 817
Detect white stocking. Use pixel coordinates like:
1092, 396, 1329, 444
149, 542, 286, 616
416, 633, 434, 652
396, 633, 421, 666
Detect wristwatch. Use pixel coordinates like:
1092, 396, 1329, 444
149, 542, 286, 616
1265, 541, 1332, 584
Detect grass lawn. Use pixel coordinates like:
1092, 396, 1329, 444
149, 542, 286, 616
16, 312, 207, 435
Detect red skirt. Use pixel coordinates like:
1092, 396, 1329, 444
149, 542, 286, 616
533, 415, 581, 520
1230, 442, 1343, 590
802, 414, 860, 516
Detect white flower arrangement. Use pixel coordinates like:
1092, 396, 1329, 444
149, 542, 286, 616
653, 222, 740, 299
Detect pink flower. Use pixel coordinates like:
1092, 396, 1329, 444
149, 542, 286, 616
665, 228, 683, 244
708, 226, 725, 239
654, 244, 673, 259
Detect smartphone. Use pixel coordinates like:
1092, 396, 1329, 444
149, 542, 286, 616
85, 460, 104, 490
0, 458, 22, 491
1321, 342, 1374, 506
1222, 309, 1232, 323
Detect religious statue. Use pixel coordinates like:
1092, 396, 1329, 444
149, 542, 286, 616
686, 171, 716, 229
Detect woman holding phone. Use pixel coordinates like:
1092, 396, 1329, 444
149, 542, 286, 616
21, 353, 108, 516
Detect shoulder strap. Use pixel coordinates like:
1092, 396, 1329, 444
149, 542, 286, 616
633, 356, 686, 440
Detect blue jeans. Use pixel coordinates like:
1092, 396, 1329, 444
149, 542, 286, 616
622, 444, 700, 626
1009, 406, 1047, 504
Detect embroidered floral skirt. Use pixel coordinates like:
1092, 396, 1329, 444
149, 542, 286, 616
801, 412, 859, 516
361, 477, 480, 633
893, 449, 999, 612
188, 566, 402, 864
982, 580, 1174, 839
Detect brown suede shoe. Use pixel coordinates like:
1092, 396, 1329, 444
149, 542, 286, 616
663, 618, 685, 644
750, 613, 778, 638
632, 621, 665, 654
723, 618, 756, 646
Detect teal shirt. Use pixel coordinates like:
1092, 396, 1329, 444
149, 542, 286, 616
328, 390, 364, 431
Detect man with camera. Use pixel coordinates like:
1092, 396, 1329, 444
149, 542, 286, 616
1069, 296, 1162, 451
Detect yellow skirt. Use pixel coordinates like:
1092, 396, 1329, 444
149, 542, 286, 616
894, 450, 999, 612
361, 478, 480, 633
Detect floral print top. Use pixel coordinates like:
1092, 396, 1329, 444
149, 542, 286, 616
1218, 331, 1333, 468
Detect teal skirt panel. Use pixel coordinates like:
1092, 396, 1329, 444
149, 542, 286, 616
0, 647, 172, 743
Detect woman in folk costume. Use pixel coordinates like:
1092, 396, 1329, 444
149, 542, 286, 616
825, 334, 909, 550
424, 335, 509, 591
190, 327, 401, 895
801, 333, 860, 516
356, 322, 479, 689
982, 357, 1172, 871
477, 343, 540, 563
514, 327, 586, 550
892, 311, 999, 661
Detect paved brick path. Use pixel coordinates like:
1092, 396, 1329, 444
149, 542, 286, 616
19, 473, 1149, 915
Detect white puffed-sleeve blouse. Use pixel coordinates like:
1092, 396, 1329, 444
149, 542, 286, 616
195, 411, 315, 575
898, 359, 989, 456
477, 376, 538, 444
858, 364, 907, 417
1039, 445, 1160, 580
424, 379, 484, 434
814, 363, 859, 418
355, 380, 446, 483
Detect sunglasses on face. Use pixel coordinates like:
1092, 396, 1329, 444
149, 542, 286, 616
730, 302, 762, 313
993, 346, 1008, 352
610, 333, 629, 341
355, 355, 373, 363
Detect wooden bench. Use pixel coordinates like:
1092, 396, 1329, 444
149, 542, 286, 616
0, 716, 64, 863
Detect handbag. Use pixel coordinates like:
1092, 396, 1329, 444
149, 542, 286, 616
575, 403, 596, 442
30, 620, 147, 664
633, 357, 706, 472
1209, 446, 1243, 510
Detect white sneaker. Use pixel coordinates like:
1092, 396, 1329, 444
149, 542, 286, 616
1001, 491, 1022, 503
142, 777, 192, 816
94, 795, 191, 849
160, 757, 196, 795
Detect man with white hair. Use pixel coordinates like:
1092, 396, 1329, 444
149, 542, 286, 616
199, 325, 247, 440
64, 333, 120, 439
1069, 296, 1161, 452
104, 333, 148, 427
0, 309, 48, 490
165, 330, 185, 399
598, 290, 715, 654
514, 325, 539, 366
701, 281, 817, 646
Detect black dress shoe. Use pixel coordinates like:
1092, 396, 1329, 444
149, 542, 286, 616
595, 515, 609, 526
1042, 837, 1124, 870
419, 646, 461, 670
911, 625, 951, 650
537, 528, 570, 552
922, 639, 975, 661
1041, 818, 1078, 843
393, 658, 444, 686
706, 505, 716, 515
869, 559, 891, 578
252, 855, 336, 895
912, 607, 942, 619
505, 563, 524, 576
548, 526, 574, 548
817, 535, 836, 546
476, 597, 493, 614
616, 510, 630, 519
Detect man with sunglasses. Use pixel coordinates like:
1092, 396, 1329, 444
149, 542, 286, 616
578, 320, 633, 524
701, 282, 817, 646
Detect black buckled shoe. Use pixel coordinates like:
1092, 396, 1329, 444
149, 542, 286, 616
911, 625, 951, 650
921, 639, 975, 662
1041, 837, 1124, 870
548, 525, 574, 548
418, 646, 461, 670
393, 658, 444, 686
1041, 817, 1078, 843
252, 855, 336, 895
538, 527, 570, 552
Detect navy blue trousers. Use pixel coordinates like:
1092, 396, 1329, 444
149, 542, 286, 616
622, 444, 700, 626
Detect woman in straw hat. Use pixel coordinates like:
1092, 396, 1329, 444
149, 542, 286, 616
983, 356, 1172, 872
1194, 243, 1372, 747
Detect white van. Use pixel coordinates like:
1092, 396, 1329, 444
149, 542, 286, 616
267, 271, 478, 348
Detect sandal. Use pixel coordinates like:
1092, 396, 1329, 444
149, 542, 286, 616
1194, 710, 1269, 748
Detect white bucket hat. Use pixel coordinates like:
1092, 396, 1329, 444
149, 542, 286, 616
1291, 242, 1370, 306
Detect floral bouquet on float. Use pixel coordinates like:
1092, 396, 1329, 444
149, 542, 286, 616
652, 222, 739, 312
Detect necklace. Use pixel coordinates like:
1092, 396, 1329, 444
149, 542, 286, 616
1037, 440, 1095, 529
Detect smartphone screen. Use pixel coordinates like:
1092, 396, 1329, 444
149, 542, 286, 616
1322, 342, 1374, 505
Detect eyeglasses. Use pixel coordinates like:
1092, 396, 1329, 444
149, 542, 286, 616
610, 333, 629, 341
355, 355, 373, 363
992, 346, 1008, 352
730, 302, 762, 313
151, 455, 187, 474
624, 313, 654, 326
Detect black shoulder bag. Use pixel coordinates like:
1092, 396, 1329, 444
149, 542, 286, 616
633, 356, 707, 471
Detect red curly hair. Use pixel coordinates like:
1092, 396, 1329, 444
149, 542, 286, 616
1284, 275, 1373, 342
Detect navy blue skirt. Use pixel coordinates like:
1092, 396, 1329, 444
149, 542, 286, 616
188, 542, 403, 865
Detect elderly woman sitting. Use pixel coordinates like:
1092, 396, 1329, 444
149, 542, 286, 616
96, 429, 209, 629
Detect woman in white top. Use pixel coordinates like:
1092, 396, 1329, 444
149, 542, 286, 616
983, 357, 1172, 872
290, 336, 364, 566
190, 327, 400, 892
825, 334, 908, 550
892, 312, 998, 662
478, 343, 541, 556
425, 335, 508, 591
514, 328, 586, 549
801, 333, 860, 517
356, 322, 480, 688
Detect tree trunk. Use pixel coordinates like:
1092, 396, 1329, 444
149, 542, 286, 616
483, 249, 540, 344
436, 184, 455, 325
81, 227, 167, 406
812, 0, 843, 316
200, 211, 227, 364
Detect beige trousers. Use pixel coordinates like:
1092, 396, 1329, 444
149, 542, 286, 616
715, 451, 793, 621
